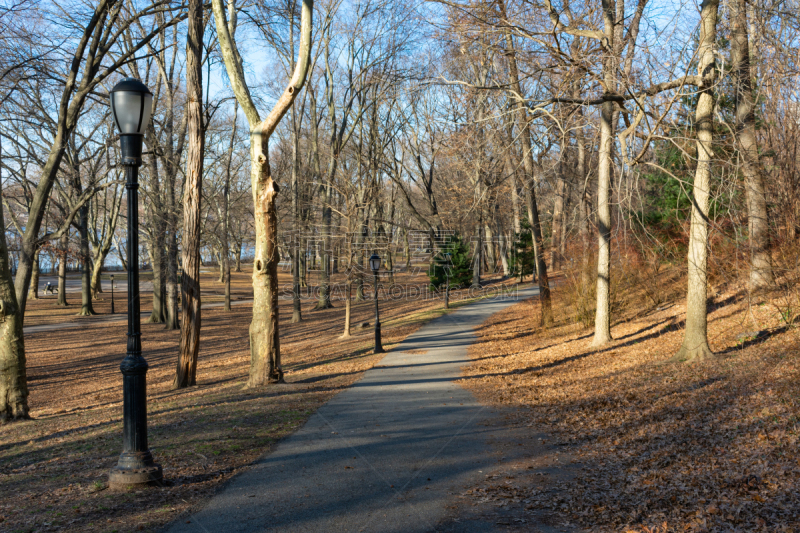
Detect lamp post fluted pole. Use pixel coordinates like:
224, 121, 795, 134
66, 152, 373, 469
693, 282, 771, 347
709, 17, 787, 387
110, 275, 115, 314
108, 78, 161, 490
370, 254, 383, 354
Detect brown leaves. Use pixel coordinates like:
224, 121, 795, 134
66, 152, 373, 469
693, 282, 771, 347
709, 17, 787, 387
460, 269, 800, 532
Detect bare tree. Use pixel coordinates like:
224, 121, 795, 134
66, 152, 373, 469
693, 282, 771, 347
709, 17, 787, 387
213, 0, 313, 386
731, 0, 774, 289
673, 0, 720, 362
173, 0, 205, 389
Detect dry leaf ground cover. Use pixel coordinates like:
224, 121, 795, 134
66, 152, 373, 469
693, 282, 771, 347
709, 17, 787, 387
459, 267, 800, 533
0, 268, 507, 533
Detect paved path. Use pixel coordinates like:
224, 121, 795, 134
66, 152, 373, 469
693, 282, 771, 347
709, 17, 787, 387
166, 285, 538, 533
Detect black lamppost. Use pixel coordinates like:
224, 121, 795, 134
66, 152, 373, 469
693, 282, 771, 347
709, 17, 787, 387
107, 78, 162, 489
110, 274, 115, 314
369, 253, 384, 354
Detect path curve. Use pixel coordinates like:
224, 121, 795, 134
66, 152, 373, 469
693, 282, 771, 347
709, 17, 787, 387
166, 285, 539, 533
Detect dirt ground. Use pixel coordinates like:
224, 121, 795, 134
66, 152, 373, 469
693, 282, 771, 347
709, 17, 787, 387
455, 267, 800, 533
0, 267, 508, 533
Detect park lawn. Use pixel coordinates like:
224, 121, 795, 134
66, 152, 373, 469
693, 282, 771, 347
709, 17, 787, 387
457, 265, 800, 533
0, 268, 507, 533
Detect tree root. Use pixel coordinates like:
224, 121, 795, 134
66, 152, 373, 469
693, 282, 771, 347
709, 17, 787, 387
668, 342, 716, 363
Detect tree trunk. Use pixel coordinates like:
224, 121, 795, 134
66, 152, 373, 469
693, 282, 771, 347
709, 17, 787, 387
28, 249, 40, 301
484, 223, 496, 274
247, 147, 283, 386
316, 180, 333, 309
500, 15, 552, 326
592, 1, 617, 346
165, 229, 180, 330
550, 173, 569, 271
173, 0, 204, 389
0, 147, 29, 421
471, 219, 482, 288
78, 206, 96, 316
674, 0, 719, 362
340, 281, 351, 339
592, 97, 614, 346
524, 182, 553, 326
146, 228, 166, 323
235, 242, 242, 272
500, 232, 510, 276
731, 0, 773, 289
291, 104, 302, 322
57, 232, 69, 307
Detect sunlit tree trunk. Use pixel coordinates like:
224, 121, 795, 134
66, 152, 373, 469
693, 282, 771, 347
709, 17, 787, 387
213, 0, 313, 386
499, 11, 552, 326
674, 0, 720, 362
173, 0, 204, 389
340, 280, 351, 339
731, 0, 773, 289
592, 0, 616, 347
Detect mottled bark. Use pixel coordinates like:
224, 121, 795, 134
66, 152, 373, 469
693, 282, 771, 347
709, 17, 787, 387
212, 0, 313, 387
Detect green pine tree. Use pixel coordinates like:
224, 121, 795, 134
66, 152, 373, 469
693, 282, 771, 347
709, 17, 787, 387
428, 235, 473, 290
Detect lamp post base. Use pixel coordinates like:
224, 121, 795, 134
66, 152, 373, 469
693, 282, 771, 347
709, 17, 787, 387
109, 460, 162, 490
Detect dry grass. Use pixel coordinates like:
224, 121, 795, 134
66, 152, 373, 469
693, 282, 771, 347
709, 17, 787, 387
459, 265, 800, 532
0, 267, 506, 533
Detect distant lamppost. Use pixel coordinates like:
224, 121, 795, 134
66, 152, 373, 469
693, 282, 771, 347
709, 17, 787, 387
110, 274, 115, 314
369, 253, 384, 354
107, 78, 162, 489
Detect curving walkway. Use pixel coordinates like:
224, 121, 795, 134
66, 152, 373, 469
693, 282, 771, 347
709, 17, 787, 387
166, 285, 539, 533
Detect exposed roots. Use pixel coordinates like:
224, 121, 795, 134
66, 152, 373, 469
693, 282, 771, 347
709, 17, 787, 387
668, 342, 716, 363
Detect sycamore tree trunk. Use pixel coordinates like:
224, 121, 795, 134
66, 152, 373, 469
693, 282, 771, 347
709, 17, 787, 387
731, 0, 773, 289
173, 0, 204, 389
248, 145, 283, 385
57, 232, 69, 307
0, 147, 29, 421
213, 0, 313, 387
674, 0, 720, 362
